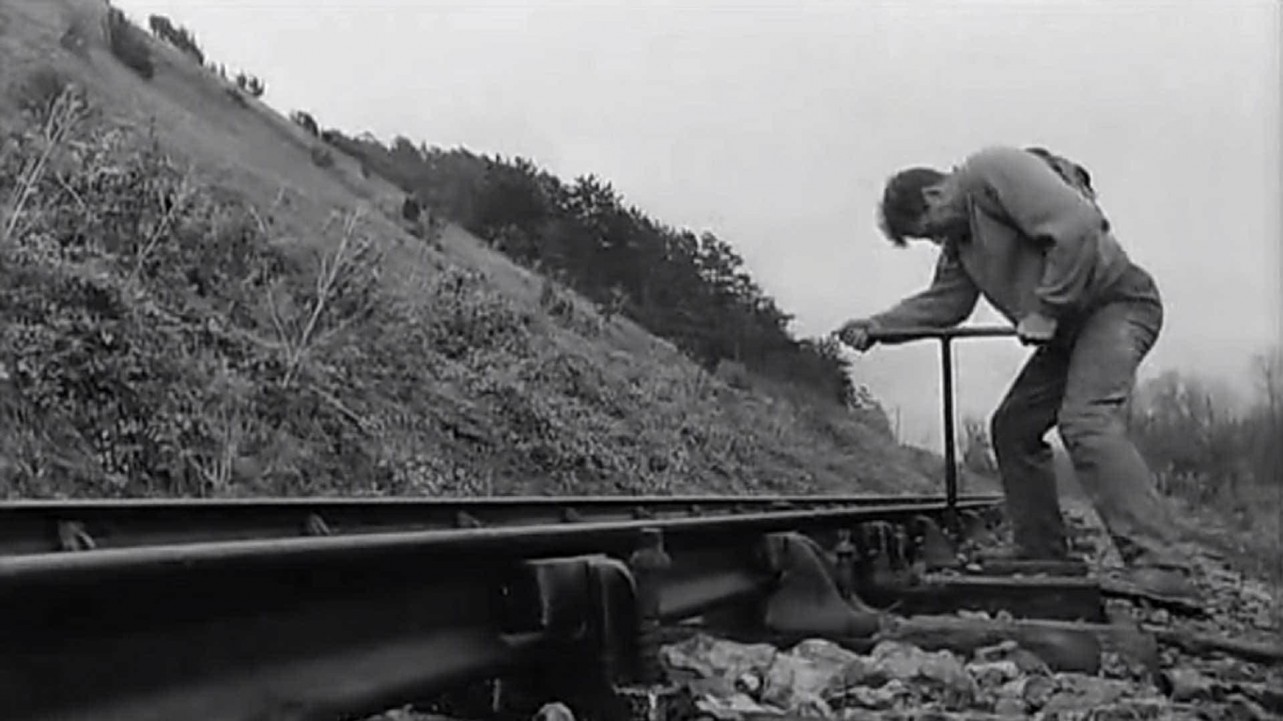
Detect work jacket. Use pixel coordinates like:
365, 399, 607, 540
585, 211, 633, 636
871, 146, 1135, 333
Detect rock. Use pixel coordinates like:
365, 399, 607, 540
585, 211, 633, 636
1021, 675, 1057, 709
794, 638, 866, 668
1100, 650, 1150, 681
992, 696, 1026, 716
974, 640, 1020, 663
1010, 647, 1053, 676
1162, 668, 1218, 703
733, 669, 762, 698
532, 702, 575, 721
789, 691, 833, 718
1040, 674, 1132, 714
843, 679, 912, 710
761, 639, 861, 711
693, 691, 770, 720
966, 660, 1021, 689
866, 641, 976, 711
660, 633, 777, 681
973, 639, 1051, 676
838, 656, 881, 688
1225, 694, 1272, 721
1087, 699, 1169, 720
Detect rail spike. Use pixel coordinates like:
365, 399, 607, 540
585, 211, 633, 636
56, 520, 95, 552
303, 513, 332, 537
455, 510, 484, 529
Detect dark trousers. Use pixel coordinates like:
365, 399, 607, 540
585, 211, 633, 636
991, 264, 1187, 568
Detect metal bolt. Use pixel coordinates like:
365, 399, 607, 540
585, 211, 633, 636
628, 527, 672, 684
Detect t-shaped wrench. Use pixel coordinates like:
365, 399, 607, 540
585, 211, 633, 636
866, 325, 1019, 521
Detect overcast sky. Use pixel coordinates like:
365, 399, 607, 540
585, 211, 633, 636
117, 0, 1281, 449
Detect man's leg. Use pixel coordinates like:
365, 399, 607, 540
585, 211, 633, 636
990, 346, 1071, 559
1056, 287, 1194, 586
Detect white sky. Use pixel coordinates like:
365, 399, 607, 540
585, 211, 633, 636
116, 0, 1281, 449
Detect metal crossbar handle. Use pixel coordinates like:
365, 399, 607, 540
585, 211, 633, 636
867, 325, 1019, 517
867, 325, 1019, 343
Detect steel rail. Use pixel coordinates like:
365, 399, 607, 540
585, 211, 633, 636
0, 497, 1001, 587
0, 495, 1000, 721
0, 492, 1003, 556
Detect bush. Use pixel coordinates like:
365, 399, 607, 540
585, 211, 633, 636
11, 67, 78, 120
148, 14, 205, 65
60, 17, 92, 59
291, 110, 320, 137
1127, 363, 1281, 573
310, 145, 334, 168
0, 86, 390, 496
103, 7, 155, 80
235, 72, 266, 98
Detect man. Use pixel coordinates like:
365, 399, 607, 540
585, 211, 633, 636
838, 145, 1199, 602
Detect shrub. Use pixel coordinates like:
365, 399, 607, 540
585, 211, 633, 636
59, 17, 92, 59
224, 87, 247, 108
0, 82, 392, 496
290, 110, 320, 137
148, 14, 205, 65
235, 72, 265, 98
11, 67, 80, 121
310, 145, 334, 168
102, 7, 155, 80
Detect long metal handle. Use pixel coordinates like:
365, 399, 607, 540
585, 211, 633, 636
866, 324, 1017, 343
865, 325, 1018, 517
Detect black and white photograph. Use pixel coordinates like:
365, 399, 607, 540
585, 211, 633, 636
0, 1, 1278, 719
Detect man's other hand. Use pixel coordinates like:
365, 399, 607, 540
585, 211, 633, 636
836, 318, 880, 352
1017, 312, 1057, 345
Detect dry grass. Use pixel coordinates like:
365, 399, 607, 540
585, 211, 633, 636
0, 0, 946, 499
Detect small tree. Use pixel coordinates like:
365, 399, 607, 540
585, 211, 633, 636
103, 8, 155, 80
290, 111, 320, 137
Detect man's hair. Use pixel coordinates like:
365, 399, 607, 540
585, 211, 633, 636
877, 167, 947, 246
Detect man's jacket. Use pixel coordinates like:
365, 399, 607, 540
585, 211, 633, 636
871, 146, 1136, 333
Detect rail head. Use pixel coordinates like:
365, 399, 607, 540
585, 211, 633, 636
0, 497, 1004, 587
0, 492, 1003, 557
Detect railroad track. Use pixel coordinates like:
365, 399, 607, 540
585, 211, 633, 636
4, 327, 1048, 721
0, 491, 1007, 721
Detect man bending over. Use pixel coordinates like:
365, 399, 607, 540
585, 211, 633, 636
838, 146, 1198, 603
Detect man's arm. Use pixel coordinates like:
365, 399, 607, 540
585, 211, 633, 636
868, 250, 980, 341
957, 146, 1108, 319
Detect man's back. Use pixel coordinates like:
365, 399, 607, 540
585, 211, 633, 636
947, 146, 1133, 324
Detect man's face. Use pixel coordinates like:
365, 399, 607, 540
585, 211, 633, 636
912, 184, 968, 242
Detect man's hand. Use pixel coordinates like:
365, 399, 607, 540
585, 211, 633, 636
1017, 312, 1057, 345
835, 318, 880, 352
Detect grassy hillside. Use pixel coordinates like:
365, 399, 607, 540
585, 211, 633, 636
0, 0, 969, 499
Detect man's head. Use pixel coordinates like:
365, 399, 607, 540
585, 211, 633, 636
876, 166, 968, 246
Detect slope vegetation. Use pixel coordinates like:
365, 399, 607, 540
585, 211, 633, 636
0, 1, 956, 499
